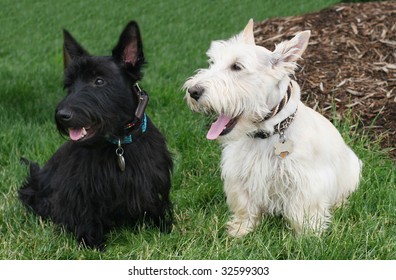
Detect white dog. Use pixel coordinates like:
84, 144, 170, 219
184, 19, 362, 236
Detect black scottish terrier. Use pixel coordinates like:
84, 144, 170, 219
19, 21, 173, 249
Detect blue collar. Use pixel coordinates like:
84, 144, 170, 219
106, 113, 147, 145
106, 83, 149, 145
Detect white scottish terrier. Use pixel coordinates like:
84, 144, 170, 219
184, 19, 362, 236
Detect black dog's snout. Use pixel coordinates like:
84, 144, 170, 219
188, 86, 204, 101
56, 109, 73, 122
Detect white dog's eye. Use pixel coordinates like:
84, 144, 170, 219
231, 63, 243, 71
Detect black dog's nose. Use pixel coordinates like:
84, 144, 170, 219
188, 86, 204, 101
56, 109, 73, 122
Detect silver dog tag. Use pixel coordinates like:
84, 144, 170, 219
274, 141, 293, 158
274, 132, 293, 158
116, 142, 125, 172
117, 153, 125, 171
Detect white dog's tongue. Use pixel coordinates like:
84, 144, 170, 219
207, 114, 231, 140
69, 127, 85, 141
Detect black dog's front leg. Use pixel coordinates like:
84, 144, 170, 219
74, 221, 107, 250
47, 182, 108, 250
146, 200, 173, 234
53, 199, 108, 250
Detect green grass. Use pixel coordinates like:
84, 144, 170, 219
1, 0, 394, 260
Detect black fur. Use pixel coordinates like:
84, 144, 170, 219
19, 21, 173, 249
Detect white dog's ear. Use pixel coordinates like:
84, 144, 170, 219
241, 19, 255, 45
272, 30, 310, 63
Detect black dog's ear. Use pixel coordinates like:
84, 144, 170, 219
112, 21, 144, 68
63, 30, 89, 69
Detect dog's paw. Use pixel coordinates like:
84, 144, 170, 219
289, 213, 330, 235
226, 219, 254, 237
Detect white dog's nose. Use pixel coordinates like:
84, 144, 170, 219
188, 85, 204, 101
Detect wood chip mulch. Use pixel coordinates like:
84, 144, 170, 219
254, 1, 396, 158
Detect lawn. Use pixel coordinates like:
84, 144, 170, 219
0, 0, 395, 260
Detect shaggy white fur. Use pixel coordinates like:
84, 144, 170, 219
184, 19, 362, 236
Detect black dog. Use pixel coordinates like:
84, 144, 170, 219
19, 21, 173, 249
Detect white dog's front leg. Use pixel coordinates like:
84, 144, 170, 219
286, 203, 331, 234
224, 180, 262, 237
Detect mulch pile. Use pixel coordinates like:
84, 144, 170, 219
254, 1, 395, 158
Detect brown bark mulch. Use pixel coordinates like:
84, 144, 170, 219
254, 1, 396, 158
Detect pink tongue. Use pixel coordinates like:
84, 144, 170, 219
69, 128, 84, 141
206, 114, 232, 140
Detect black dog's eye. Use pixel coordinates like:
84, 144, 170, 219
94, 78, 105, 86
231, 63, 243, 71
